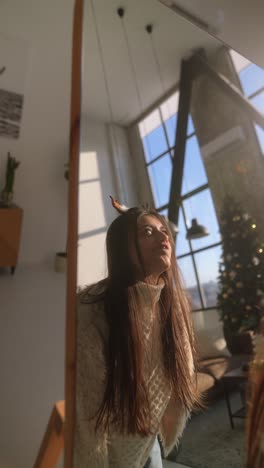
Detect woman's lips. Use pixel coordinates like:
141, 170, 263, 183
156, 243, 170, 253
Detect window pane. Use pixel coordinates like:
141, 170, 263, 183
183, 189, 221, 250
239, 63, 264, 97
194, 246, 221, 308
139, 108, 161, 136
164, 114, 177, 147
182, 135, 208, 195
176, 208, 190, 257
177, 255, 202, 310
251, 91, 264, 114
230, 49, 251, 74
160, 91, 179, 121
147, 153, 172, 207
143, 124, 168, 162
255, 124, 264, 154
164, 114, 194, 148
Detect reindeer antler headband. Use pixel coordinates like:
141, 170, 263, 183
110, 195, 129, 214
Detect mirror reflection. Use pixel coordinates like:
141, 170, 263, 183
73, 2, 264, 468
75, 1, 264, 468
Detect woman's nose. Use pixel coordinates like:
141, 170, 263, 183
157, 230, 168, 241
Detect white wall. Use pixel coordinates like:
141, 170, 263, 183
0, 2, 74, 467
192, 308, 230, 358
127, 124, 155, 208
0, 0, 74, 267
78, 119, 138, 287
0, 266, 66, 468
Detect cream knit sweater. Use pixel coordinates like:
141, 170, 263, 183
73, 280, 193, 468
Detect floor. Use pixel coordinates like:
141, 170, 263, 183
0, 264, 66, 468
175, 393, 245, 468
163, 461, 193, 468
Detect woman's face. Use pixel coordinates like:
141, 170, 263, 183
131, 214, 172, 282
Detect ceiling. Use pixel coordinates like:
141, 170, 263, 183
159, 0, 264, 70
81, 0, 221, 125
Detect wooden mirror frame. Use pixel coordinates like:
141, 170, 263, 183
64, 1, 84, 467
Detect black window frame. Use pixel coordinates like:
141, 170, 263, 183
139, 94, 221, 312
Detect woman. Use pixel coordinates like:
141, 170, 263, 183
74, 200, 201, 467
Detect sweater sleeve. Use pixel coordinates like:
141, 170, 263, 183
73, 300, 109, 468
159, 395, 190, 456
159, 329, 194, 456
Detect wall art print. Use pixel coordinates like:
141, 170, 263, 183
0, 88, 23, 139
0, 34, 29, 140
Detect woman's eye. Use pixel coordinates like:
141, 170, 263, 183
144, 227, 153, 236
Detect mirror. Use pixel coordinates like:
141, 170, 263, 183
73, 0, 264, 467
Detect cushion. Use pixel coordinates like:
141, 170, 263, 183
199, 356, 229, 380
199, 354, 251, 380
196, 371, 216, 393
192, 309, 231, 359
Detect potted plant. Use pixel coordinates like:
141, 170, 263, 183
54, 163, 69, 273
1, 152, 20, 206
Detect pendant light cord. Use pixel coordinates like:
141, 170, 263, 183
146, 24, 166, 95
146, 25, 175, 122
90, 0, 127, 202
117, 8, 153, 202
90, 0, 115, 123
117, 8, 144, 115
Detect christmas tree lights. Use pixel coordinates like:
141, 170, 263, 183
218, 196, 264, 334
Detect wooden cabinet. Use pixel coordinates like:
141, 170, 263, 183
0, 204, 23, 274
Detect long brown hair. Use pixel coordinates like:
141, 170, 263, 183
93, 207, 200, 434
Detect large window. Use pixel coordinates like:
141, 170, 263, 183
230, 50, 264, 154
139, 92, 221, 311
138, 53, 264, 311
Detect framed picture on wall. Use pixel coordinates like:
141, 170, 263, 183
0, 34, 29, 139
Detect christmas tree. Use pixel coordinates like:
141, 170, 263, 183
218, 195, 264, 334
